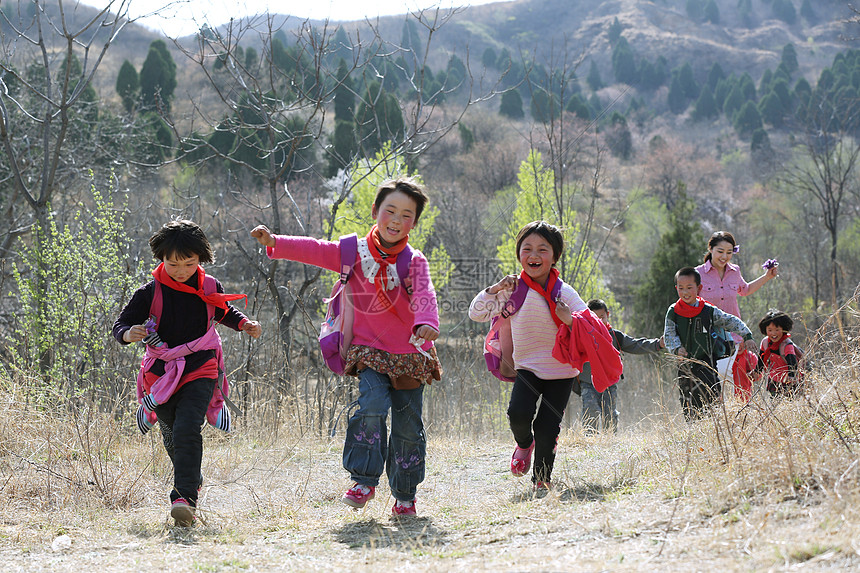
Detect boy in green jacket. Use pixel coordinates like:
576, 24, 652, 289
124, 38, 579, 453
664, 267, 758, 421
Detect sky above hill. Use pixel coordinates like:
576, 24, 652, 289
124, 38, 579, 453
78, 0, 505, 37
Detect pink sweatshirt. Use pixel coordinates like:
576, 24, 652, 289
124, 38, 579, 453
268, 235, 439, 355
696, 259, 750, 343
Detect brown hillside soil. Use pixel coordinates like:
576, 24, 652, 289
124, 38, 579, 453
1, 421, 857, 572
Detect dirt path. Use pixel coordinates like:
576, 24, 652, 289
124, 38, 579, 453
1, 431, 857, 572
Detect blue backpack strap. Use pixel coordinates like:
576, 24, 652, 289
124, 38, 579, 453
339, 234, 359, 284
550, 277, 564, 301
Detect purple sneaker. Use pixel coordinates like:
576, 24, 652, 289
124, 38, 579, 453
342, 483, 375, 508
511, 440, 535, 477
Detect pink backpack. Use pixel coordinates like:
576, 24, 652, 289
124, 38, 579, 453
319, 234, 413, 375
483, 278, 563, 381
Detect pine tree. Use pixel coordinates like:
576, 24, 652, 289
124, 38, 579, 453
678, 62, 700, 99
482, 47, 497, 69
704, 0, 720, 24
781, 43, 799, 75
633, 186, 704, 333
499, 89, 524, 119
668, 74, 687, 114
333, 59, 354, 122
692, 88, 718, 121
733, 101, 763, 136
758, 92, 785, 127
115, 59, 139, 114
611, 37, 637, 85
587, 60, 604, 91
608, 17, 623, 44
139, 40, 177, 112
773, 0, 797, 25
800, 0, 816, 22
707, 62, 725, 90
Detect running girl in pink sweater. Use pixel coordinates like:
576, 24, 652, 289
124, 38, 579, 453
251, 177, 442, 516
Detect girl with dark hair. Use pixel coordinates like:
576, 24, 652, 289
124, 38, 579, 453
470, 221, 588, 493
757, 309, 804, 396
695, 231, 780, 401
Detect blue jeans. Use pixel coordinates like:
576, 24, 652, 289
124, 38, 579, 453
343, 367, 426, 502
580, 382, 618, 434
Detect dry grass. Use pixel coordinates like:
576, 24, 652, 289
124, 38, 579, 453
3, 344, 860, 571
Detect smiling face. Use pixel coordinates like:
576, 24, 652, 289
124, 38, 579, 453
708, 240, 735, 271
675, 274, 702, 305
372, 190, 418, 247
518, 233, 556, 286
765, 323, 785, 343
593, 308, 610, 325
163, 253, 200, 284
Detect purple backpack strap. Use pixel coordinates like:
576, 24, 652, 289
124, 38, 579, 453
396, 244, 414, 294
500, 276, 564, 319
338, 234, 359, 283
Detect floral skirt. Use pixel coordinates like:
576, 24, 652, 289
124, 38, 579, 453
345, 345, 442, 389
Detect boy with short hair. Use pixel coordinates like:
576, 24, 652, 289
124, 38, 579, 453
664, 267, 757, 421
580, 299, 664, 434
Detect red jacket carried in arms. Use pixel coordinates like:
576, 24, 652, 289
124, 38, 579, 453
552, 309, 623, 392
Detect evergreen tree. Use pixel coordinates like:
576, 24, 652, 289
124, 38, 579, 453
606, 112, 633, 159
333, 59, 354, 122
739, 72, 757, 101
759, 68, 774, 95
608, 17, 623, 44
587, 60, 604, 91
326, 120, 357, 177
588, 93, 603, 117
115, 59, 139, 114
723, 84, 745, 118
678, 62, 699, 99
355, 81, 404, 154
758, 92, 785, 127
714, 77, 733, 110
706, 62, 725, 90
733, 100, 763, 136
530, 88, 559, 123
667, 74, 687, 114
800, 0, 815, 22
244, 46, 258, 71
781, 43, 799, 75
139, 40, 177, 112
499, 89, 524, 119
565, 94, 591, 120
692, 87, 718, 120
704, 0, 720, 24
633, 186, 704, 333
770, 78, 793, 109
482, 47, 497, 69
612, 37, 637, 84
738, 0, 754, 27
773, 0, 797, 25
750, 128, 773, 158
401, 18, 422, 71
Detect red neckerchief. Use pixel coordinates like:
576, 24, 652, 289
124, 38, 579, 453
366, 224, 409, 316
519, 268, 563, 328
152, 263, 246, 310
761, 333, 790, 365
673, 296, 707, 318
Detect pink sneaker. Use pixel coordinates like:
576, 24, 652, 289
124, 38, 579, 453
510, 440, 535, 477
342, 483, 375, 508
533, 481, 552, 497
392, 499, 417, 517
170, 498, 196, 527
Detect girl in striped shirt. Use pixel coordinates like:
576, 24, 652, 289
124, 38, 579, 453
470, 221, 587, 492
